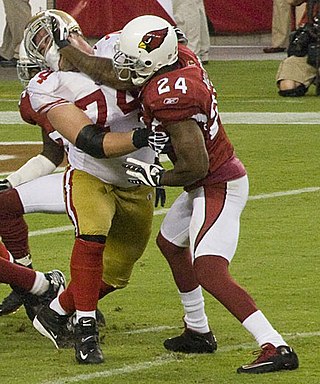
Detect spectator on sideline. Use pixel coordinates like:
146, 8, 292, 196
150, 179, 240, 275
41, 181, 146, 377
277, 0, 319, 97
263, 0, 292, 53
0, 0, 31, 67
172, 0, 210, 63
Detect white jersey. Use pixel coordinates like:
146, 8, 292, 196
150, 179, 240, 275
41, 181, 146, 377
27, 68, 154, 188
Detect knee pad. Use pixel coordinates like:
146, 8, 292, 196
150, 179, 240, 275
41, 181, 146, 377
78, 234, 106, 244
278, 84, 307, 97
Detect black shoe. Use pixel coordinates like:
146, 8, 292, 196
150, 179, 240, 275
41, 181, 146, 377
96, 308, 106, 327
0, 290, 24, 315
75, 317, 104, 364
263, 47, 286, 54
237, 343, 299, 374
23, 269, 66, 321
0, 57, 17, 67
164, 326, 217, 353
33, 304, 74, 349
67, 307, 106, 332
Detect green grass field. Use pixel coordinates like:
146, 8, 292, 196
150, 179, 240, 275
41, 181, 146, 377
0, 60, 319, 384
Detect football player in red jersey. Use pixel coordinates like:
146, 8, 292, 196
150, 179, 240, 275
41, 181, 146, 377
0, 239, 66, 324
51, 14, 299, 374
0, 44, 67, 317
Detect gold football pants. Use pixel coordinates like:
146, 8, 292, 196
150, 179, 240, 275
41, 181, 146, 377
64, 168, 154, 288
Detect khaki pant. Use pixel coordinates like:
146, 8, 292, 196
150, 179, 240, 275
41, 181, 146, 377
271, 0, 291, 48
65, 169, 154, 288
276, 55, 317, 87
0, 0, 31, 60
172, 0, 210, 61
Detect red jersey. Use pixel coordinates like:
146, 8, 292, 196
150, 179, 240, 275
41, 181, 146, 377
140, 44, 246, 190
19, 89, 67, 150
19, 90, 54, 134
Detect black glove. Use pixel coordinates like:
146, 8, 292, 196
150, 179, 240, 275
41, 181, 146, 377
123, 158, 165, 187
51, 16, 69, 49
155, 187, 166, 207
0, 179, 12, 192
132, 128, 170, 154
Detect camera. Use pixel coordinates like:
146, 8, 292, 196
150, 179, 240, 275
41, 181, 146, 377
287, 26, 313, 57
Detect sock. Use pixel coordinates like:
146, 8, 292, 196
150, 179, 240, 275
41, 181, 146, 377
0, 256, 35, 291
0, 241, 12, 261
99, 280, 116, 298
29, 271, 49, 295
179, 285, 210, 333
76, 310, 96, 323
0, 189, 29, 259
68, 238, 104, 311
242, 310, 287, 347
195, 256, 258, 322
49, 296, 69, 316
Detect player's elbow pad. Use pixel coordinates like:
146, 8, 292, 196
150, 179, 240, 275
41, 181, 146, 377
75, 124, 106, 158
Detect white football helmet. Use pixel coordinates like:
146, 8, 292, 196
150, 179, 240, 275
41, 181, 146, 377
17, 41, 42, 88
113, 15, 178, 86
24, 9, 82, 68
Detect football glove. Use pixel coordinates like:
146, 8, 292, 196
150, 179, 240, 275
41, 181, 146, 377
50, 15, 70, 49
123, 158, 165, 187
132, 128, 170, 155
0, 179, 12, 192
173, 26, 188, 45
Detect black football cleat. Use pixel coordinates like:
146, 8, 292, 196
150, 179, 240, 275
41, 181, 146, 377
237, 343, 299, 374
164, 326, 217, 353
75, 317, 104, 364
23, 269, 66, 321
0, 290, 24, 315
33, 304, 74, 349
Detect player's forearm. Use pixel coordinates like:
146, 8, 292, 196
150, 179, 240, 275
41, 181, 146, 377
60, 45, 133, 90
103, 132, 137, 158
160, 164, 207, 187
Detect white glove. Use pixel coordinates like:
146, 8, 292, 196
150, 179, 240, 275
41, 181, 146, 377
123, 158, 165, 187
45, 43, 60, 71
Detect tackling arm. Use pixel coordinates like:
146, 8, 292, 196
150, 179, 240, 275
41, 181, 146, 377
124, 119, 209, 187
59, 45, 134, 91
160, 119, 209, 186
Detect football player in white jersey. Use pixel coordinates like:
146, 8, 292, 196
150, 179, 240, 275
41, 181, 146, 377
22, 10, 168, 365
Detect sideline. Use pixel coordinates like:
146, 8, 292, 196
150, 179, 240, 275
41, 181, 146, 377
28, 186, 320, 238
39, 330, 320, 384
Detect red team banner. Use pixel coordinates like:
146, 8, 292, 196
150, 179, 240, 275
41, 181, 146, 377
56, 0, 272, 38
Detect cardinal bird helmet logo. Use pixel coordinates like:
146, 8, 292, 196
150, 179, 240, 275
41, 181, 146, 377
138, 27, 169, 53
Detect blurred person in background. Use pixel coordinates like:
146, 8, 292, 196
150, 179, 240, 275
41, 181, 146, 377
263, 0, 292, 53
277, 0, 320, 96
0, 0, 31, 67
172, 0, 210, 64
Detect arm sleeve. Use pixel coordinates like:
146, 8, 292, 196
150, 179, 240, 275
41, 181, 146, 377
6, 154, 57, 188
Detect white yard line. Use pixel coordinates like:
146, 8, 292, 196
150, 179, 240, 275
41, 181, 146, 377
2, 111, 320, 125
28, 186, 320, 238
39, 330, 320, 384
